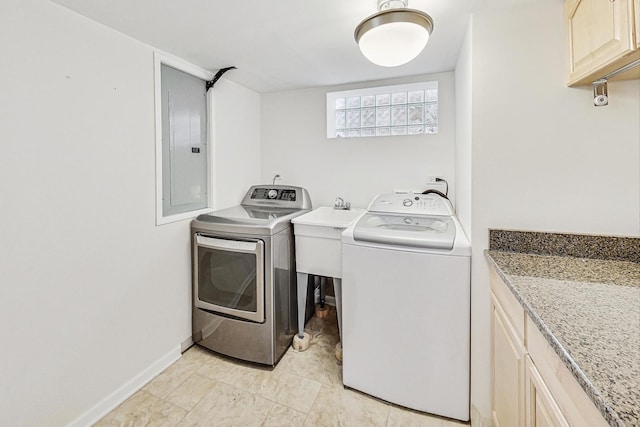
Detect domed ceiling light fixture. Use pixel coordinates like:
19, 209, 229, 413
354, 0, 434, 67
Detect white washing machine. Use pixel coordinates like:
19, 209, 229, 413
341, 192, 471, 421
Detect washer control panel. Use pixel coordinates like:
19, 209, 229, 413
368, 192, 454, 216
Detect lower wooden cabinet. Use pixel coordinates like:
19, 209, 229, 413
525, 355, 569, 427
490, 268, 608, 427
491, 292, 524, 427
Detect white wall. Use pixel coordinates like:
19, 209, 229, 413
211, 79, 262, 209
261, 73, 457, 209
455, 18, 473, 238
0, 1, 261, 425
467, 1, 640, 423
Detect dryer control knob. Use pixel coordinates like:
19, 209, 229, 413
268, 189, 278, 199
403, 199, 413, 207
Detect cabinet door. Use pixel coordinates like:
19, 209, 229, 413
491, 293, 525, 427
566, 0, 635, 84
525, 355, 569, 427
635, 0, 640, 49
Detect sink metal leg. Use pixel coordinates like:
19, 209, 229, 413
293, 272, 311, 351
333, 277, 343, 362
296, 272, 308, 338
315, 276, 330, 318
320, 276, 326, 308
333, 277, 343, 341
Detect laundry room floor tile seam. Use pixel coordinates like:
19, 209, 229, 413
95, 307, 468, 427
166, 353, 321, 425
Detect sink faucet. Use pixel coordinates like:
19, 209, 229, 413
334, 197, 351, 210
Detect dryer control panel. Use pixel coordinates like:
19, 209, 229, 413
367, 192, 454, 216
240, 185, 312, 210
250, 187, 297, 201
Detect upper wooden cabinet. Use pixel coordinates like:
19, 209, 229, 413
566, 0, 640, 86
636, 0, 640, 48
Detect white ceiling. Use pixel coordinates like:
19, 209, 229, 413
51, 0, 473, 93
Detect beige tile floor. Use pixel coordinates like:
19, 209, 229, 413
95, 307, 469, 427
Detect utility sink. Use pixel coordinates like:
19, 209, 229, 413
292, 206, 365, 225
293, 206, 365, 232
292, 207, 365, 277
291, 206, 365, 353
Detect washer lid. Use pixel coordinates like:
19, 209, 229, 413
353, 213, 456, 250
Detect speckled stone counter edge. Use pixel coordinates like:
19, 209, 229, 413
489, 229, 640, 263
485, 252, 626, 427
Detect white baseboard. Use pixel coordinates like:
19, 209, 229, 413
67, 345, 181, 427
180, 336, 194, 353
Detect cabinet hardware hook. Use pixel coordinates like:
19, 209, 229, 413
592, 79, 608, 107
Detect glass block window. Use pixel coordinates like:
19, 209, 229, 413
327, 81, 438, 139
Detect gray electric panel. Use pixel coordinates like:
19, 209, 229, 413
161, 64, 208, 217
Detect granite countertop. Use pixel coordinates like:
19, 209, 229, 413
485, 230, 640, 427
